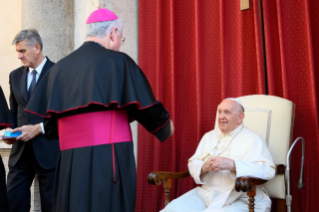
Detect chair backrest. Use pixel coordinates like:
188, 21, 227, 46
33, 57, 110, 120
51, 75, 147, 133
214, 95, 295, 199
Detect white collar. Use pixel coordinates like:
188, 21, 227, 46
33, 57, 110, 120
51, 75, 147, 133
28, 56, 47, 75
218, 124, 244, 137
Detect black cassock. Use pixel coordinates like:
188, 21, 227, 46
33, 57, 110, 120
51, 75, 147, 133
0, 86, 12, 212
26, 42, 171, 212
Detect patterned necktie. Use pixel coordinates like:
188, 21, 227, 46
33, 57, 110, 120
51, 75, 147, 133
28, 69, 37, 97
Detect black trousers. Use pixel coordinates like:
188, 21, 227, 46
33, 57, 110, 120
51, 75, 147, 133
7, 142, 55, 212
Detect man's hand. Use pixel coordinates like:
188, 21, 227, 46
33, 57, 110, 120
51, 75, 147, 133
11, 124, 42, 142
2, 128, 17, 145
201, 156, 236, 174
211, 156, 236, 172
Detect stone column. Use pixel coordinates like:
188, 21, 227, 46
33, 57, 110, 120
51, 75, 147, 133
22, 0, 75, 62
21, 1, 75, 211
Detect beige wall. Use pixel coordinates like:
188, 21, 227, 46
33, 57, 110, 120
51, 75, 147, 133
0, 0, 22, 101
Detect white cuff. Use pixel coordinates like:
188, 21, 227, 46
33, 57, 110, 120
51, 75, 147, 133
188, 160, 207, 184
230, 171, 237, 180
234, 159, 274, 179
40, 122, 45, 134
199, 163, 209, 184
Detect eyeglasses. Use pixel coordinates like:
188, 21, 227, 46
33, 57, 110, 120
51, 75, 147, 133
116, 29, 126, 46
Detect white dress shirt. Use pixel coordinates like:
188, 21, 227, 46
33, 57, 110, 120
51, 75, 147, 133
27, 57, 47, 134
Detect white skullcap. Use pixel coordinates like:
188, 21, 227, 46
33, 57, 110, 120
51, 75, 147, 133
224, 98, 245, 112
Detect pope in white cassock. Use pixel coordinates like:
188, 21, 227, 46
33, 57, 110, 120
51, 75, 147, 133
161, 98, 275, 212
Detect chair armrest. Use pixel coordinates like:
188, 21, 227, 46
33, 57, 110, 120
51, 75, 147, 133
276, 164, 285, 174
235, 177, 268, 192
147, 170, 190, 206
235, 164, 285, 192
147, 170, 190, 185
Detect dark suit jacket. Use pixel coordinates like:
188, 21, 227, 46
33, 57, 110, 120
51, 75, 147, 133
9, 57, 60, 169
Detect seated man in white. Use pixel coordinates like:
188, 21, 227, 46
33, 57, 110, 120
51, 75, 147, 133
161, 98, 275, 212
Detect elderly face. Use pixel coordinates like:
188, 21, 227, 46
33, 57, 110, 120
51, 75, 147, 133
15, 40, 40, 68
218, 99, 244, 134
109, 28, 123, 51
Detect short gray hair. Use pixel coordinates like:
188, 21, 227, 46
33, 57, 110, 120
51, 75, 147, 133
86, 19, 123, 39
12, 29, 43, 51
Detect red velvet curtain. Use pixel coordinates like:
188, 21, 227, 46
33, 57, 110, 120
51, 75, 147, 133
262, 0, 319, 211
136, 0, 319, 211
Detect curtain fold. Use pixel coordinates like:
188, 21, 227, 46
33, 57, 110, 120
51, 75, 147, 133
262, 0, 319, 211
137, 0, 319, 211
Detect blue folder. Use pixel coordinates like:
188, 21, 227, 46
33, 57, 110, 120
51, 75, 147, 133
4, 131, 22, 138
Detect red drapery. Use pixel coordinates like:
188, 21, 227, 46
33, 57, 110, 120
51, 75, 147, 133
136, 0, 319, 211
262, 0, 319, 211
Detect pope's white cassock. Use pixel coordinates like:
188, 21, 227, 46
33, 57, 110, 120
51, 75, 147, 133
161, 124, 275, 212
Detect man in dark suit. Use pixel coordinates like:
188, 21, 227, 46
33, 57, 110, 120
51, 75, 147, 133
2, 29, 59, 212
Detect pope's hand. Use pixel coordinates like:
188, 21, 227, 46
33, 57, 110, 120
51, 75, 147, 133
210, 156, 236, 172
201, 156, 236, 174
201, 157, 214, 174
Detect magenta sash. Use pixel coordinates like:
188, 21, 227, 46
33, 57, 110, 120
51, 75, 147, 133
58, 110, 132, 150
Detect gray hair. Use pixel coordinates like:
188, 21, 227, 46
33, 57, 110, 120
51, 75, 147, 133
12, 29, 43, 51
86, 18, 123, 39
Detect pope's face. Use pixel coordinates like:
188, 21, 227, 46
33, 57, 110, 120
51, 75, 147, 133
218, 100, 244, 134
15, 40, 38, 68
